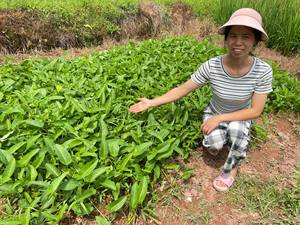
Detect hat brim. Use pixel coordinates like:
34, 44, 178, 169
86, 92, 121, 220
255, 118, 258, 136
218, 16, 268, 41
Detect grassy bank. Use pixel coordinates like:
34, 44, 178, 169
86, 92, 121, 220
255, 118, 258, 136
0, 1, 139, 53
0, 0, 299, 55
0, 0, 138, 10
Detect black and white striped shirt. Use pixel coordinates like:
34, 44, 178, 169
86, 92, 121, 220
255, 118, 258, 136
191, 55, 273, 114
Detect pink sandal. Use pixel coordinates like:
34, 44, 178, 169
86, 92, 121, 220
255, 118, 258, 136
213, 173, 234, 192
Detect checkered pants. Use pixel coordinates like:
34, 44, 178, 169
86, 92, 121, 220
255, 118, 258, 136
202, 106, 252, 173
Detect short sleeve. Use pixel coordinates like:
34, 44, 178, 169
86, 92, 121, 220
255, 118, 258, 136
254, 66, 273, 94
191, 60, 211, 86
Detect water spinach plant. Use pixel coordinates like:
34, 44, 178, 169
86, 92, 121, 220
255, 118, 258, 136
0, 37, 220, 224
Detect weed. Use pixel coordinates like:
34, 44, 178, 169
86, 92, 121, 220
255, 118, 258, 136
227, 168, 300, 224
267, 65, 300, 113
251, 122, 269, 144
192, 200, 211, 225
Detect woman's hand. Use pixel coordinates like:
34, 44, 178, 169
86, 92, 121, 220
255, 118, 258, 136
201, 116, 222, 135
129, 80, 199, 113
129, 98, 152, 113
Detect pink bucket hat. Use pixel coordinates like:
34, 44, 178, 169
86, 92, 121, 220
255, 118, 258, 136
218, 8, 268, 41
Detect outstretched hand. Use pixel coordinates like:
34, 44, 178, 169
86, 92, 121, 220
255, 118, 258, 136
129, 98, 152, 113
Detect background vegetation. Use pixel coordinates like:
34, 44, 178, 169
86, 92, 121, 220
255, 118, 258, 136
0, 0, 299, 55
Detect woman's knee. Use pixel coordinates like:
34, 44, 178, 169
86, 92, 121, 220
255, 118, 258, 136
202, 126, 227, 150
228, 121, 249, 138
202, 138, 224, 151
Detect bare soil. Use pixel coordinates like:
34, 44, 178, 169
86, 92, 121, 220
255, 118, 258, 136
0, 3, 299, 225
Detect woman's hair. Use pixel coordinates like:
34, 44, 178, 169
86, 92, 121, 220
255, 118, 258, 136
224, 26, 262, 46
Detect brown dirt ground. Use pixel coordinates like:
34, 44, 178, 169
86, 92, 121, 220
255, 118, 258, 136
0, 4, 299, 225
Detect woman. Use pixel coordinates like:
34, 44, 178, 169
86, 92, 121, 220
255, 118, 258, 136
129, 8, 272, 192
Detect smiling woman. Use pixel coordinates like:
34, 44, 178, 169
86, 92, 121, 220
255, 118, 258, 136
129, 8, 273, 192
223, 26, 257, 76
215, 0, 300, 55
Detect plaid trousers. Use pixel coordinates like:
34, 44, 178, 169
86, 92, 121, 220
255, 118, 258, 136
202, 105, 252, 173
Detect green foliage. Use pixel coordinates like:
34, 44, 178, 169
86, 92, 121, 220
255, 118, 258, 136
266, 65, 300, 113
213, 0, 300, 55
0, 1, 139, 49
283, 168, 300, 219
96, 216, 111, 225
1, 0, 298, 55
0, 0, 139, 12
0, 37, 221, 224
37, 4, 123, 46
251, 122, 268, 145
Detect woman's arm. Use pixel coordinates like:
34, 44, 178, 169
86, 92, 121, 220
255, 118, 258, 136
129, 79, 199, 113
201, 93, 268, 134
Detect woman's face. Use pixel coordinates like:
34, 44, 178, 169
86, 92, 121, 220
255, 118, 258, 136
225, 25, 256, 59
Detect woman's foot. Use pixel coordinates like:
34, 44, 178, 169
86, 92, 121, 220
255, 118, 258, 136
213, 167, 238, 192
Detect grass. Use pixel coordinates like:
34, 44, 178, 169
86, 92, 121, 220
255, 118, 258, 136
156, 162, 210, 225
159, 185, 210, 225
250, 122, 269, 146
0, 0, 299, 55
227, 167, 300, 224
0, 1, 139, 52
189, 200, 211, 225
0, 0, 215, 15
0, 0, 217, 25
0, 0, 138, 11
